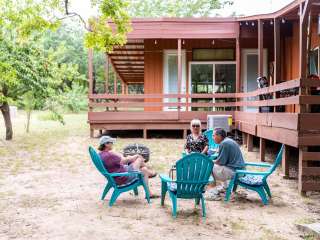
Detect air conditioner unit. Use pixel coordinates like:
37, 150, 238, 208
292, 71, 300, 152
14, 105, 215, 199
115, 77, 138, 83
207, 115, 232, 132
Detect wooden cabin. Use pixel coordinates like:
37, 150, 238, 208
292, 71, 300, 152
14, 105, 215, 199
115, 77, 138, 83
88, 0, 320, 194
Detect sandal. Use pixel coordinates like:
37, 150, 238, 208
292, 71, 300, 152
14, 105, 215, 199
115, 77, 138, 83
149, 194, 160, 199
149, 172, 158, 178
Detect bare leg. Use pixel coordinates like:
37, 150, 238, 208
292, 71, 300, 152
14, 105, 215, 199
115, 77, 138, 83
130, 158, 154, 195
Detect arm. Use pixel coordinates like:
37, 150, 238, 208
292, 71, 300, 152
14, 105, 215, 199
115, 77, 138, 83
201, 145, 208, 154
120, 154, 139, 165
184, 135, 191, 154
215, 143, 227, 166
201, 135, 209, 154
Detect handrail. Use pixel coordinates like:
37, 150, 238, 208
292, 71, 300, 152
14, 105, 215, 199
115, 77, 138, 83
88, 78, 320, 109
89, 78, 301, 100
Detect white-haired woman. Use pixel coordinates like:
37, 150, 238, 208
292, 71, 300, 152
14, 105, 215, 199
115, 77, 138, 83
184, 119, 209, 154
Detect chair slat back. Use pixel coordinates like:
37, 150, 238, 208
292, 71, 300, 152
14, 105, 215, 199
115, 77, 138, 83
88, 146, 116, 185
203, 129, 219, 150
176, 153, 213, 198
265, 144, 284, 177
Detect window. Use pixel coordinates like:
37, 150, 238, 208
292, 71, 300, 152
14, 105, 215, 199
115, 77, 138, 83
309, 48, 319, 75
193, 49, 235, 61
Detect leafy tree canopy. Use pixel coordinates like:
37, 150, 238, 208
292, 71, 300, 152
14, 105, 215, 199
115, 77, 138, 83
127, 0, 233, 17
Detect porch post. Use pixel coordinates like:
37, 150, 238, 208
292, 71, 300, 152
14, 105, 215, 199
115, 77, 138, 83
177, 39, 182, 114
236, 37, 241, 93
274, 18, 280, 85
114, 76, 117, 94
88, 49, 94, 95
88, 49, 94, 138
258, 19, 264, 77
121, 81, 125, 94
104, 53, 109, 93
259, 137, 265, 162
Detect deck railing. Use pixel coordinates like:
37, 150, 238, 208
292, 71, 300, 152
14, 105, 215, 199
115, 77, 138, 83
88, 78, 320, 110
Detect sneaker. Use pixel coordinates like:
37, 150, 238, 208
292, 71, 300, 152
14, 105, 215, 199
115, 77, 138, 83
205, 189, 222, 201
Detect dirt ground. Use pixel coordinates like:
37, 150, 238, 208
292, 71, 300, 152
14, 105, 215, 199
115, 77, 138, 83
0, 112, 319, 240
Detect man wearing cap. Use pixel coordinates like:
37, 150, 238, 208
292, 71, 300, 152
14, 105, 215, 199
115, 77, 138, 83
98, 136, 157, 198
206, 128, 245, 201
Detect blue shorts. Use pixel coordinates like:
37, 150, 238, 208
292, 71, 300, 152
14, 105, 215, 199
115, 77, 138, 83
122, 164, 139, 185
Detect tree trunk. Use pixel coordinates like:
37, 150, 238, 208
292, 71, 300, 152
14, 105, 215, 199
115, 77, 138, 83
0, 102, 13, 140
26, 110, 31, 133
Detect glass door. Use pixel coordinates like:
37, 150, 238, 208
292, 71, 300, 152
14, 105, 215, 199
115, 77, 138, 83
163, 50, 186, 111
190, 63, 213, 111
189, 62, 236, 111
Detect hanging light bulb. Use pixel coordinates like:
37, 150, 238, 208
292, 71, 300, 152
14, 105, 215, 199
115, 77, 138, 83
154, 39, 157, 45
240, 22, 242, 26
245, 21, 249, 25
251, 22, 255, 26
281, 18, 286, 24
270, 20, 274, 25
182, 40, 185, 45
211, 40, 215, 45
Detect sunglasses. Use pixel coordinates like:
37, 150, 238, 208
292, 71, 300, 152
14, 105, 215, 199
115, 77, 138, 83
192, 125, 200, 128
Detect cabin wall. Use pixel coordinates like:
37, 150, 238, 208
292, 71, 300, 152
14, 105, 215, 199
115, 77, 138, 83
143, 39, 235, 111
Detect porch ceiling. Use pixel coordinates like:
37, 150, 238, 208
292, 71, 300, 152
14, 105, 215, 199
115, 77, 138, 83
109, 39, 144, 84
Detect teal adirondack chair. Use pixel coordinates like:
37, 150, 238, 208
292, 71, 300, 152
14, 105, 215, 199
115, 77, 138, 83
203, 129, 220, 159
88, 146, 150, 206
225, 144, 284, 205
160, 153, 214, 218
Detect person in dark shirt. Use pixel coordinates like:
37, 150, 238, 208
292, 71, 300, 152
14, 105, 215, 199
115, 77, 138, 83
184, 119, 209, 154
98, 136, 157, 197
206, 128, 245, 201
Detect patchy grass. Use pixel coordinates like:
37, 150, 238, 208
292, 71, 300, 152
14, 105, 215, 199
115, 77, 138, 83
1, 111, 320, 240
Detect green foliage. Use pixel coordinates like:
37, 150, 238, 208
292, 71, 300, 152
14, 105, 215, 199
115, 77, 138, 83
59, 83, 88, 113
127, 0, 233, 17
85, 0, 132, 52
41, 20, 88, 85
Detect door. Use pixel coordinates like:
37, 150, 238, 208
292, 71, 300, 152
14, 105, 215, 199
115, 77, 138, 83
189, 62, 236, 111
242, 49, 268, 112
163, 50, 186, 111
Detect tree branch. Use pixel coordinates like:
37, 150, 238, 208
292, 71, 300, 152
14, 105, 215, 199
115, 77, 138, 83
58, 0, 92, 32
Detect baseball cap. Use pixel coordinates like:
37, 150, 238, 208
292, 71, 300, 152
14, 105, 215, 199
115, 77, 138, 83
99, 136, 116, 145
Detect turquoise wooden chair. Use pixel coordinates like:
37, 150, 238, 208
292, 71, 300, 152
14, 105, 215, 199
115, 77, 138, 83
88, 146, 150, 206
204, 129, 220, 159
225, 144, 284, 205
160, 153, 214, 218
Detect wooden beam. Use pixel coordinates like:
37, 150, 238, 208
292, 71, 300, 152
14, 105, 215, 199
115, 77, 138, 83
247, 134, 253, 152
109, 54, 144, 57
298, 147, 308, 195
299, 1, 312, 79
274, 18, 281, 85
143, 128, 147, 139
282, 145, 290, 178
258, 19, 264, 77
113, 63, 144, 66
242, 132, 247, 147
104, 53, 109, 93
177, 38, 182, 114
88, 49, 94, 95
236, 37, 241, 93
259, 138, 265, 162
